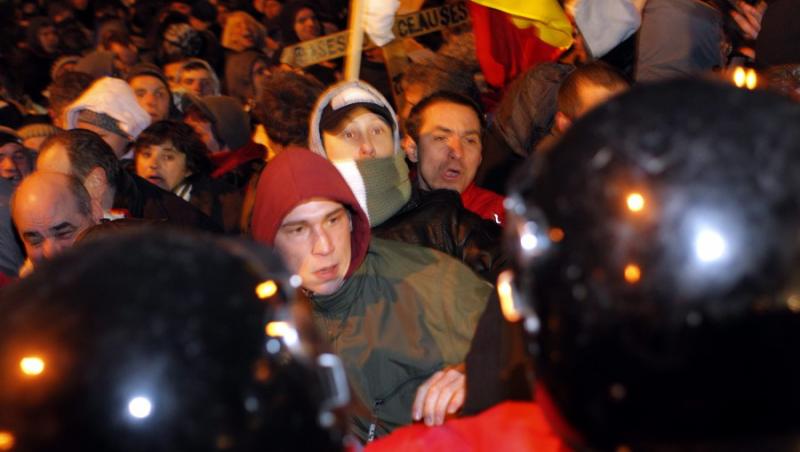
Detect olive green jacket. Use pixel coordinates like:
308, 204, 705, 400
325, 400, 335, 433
311, 238, 492, 442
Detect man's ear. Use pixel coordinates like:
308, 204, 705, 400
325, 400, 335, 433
555, 111, 572, 134
83, 166, 108, 202
402, 135, 418, 163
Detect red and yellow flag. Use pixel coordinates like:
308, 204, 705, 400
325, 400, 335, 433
469, 0, 573, 88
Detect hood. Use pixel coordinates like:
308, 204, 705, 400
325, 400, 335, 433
224, 51, 269, 104
25, 17, 55, 55
175, 58, 221, 96
308, 80, 400, 158
251, 147, 370, 279
64, 77, 151, 140
186, 95, 251, 150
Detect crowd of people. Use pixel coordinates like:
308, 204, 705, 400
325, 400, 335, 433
1, 0, 800, 450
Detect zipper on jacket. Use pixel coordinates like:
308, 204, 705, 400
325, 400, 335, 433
366, 399, 384, 443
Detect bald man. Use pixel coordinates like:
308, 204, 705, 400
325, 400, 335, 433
12, 171, 101, 273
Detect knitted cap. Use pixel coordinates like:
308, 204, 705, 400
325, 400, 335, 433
17, 123, 60, 141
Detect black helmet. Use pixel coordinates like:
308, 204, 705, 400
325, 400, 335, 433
0, 228, 350, 452
503, 79, 800, 450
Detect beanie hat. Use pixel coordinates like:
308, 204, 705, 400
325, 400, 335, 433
126, 64, 171, 94
17, 123, 60, 142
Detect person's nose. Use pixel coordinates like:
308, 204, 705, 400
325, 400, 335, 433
42, 239, 63, 260
448, 136, 464, 159
312, 227, 334, 255
359, 138, 376, 159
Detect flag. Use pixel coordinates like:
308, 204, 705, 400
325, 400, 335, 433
469, 0, 573, 88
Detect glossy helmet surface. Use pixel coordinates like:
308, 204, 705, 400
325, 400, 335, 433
505, 79, 800, 449
0, 227, 348, 452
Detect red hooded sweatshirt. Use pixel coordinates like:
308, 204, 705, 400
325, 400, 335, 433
250, 148, 371, 279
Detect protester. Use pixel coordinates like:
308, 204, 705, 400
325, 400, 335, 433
126, 64, 174, 122
182, 95, 265, 189
63, 77, 151, 159
47, 70, 94, 129
251, 148, 491, 441
11, 171, 101, 274
134, 120, 243, 233
37, 129, 220, 231
309, 81, 506, 280
0, 127, 34, 188
174, 58, 221, 97
13, 17, 61, 105
404, 91, 505, 225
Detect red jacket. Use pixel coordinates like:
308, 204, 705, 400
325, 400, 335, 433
366, 401, 568, 452
461, 183, 505, 225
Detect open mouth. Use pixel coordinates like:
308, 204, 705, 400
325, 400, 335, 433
146, 175, 165, 187
442, 168, 462, 181
313, 264, 338, 280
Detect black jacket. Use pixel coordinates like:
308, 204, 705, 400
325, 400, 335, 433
113, 171, 222, 233
372, 187, 507, 281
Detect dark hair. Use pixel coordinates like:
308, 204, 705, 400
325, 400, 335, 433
134, 120, 213, 176
47, 71, 94, 120
253, 71, 324, 147
41, 129, 121, 188
557, 61, 630, 120
405, 90, 487, 143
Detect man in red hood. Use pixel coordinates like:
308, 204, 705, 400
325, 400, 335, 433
251, 148, 492, 443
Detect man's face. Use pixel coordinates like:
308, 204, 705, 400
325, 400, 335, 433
322, 107, 394, 161
75, 121, 130, 159
274, 200, 352, 295
13, 178, 96, 266
180, 68, 215, 97
38, 26, 59, 54
0, 143, 32, 186
413, 101, 482, 193
135, 141, 191, 191
130, 75, 171, 122
184, 114, 222, 152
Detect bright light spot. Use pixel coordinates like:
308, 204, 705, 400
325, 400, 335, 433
520, 232, 538, 251
128, 396, 153, 419
733, 66, 746, 88
20, 356, 45, 376
255, 280, 278, 299
745, 68, 757, 90
623, 264, 641, 284
266, 321, 290, 337
265, 321, 298, 345
266, 338, 281, 354
626, 193, 645, 212
548, 228, 564, 242
0, 431, 14, 451
695, 228, 727, 263
496, 270, 521, 322
289, 275, 302, 288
